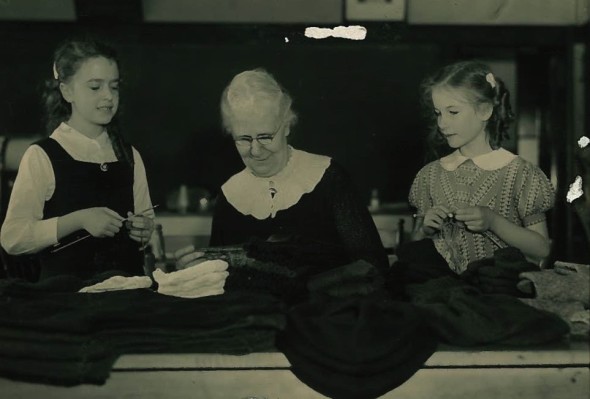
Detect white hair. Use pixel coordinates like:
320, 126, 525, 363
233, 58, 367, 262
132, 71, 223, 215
220, 69, 297, 134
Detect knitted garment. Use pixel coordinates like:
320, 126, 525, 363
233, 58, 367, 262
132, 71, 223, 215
409, 152, 554, 273
518, 262, 590, 306
0, 277, 285, 386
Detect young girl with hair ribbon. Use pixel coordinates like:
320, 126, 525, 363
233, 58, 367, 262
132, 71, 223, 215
409, 61, 554, 274
1, 38, 155, 281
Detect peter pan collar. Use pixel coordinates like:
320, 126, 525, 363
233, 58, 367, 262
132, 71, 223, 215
54, 122, 111, 148
440, 148, 517, 171
222, 147, 331, 220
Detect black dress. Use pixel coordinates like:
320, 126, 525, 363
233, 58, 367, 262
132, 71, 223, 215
210, 160, 388, 273
34, 138, 143, 280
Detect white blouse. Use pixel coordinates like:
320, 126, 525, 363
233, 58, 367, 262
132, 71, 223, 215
0, 123, 153, 255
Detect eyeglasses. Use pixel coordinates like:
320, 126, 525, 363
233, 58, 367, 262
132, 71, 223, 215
233, 121, 283, 148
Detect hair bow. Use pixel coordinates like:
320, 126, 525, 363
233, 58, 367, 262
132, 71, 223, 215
485, 72, 496, 89
53, 63, 59, 80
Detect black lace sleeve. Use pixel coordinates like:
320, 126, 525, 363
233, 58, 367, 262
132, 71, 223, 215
322, 162, 389, 273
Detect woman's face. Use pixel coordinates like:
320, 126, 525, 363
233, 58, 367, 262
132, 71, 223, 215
229, 107, 290, 178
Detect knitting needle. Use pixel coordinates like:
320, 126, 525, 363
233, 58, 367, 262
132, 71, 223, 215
50, 204, 159, 253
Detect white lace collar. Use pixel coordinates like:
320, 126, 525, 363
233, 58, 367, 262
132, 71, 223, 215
440, 148, 517, 171
222, 147, 331, 220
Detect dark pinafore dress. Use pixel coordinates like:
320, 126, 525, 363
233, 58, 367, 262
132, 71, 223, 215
35, 138, 143, 280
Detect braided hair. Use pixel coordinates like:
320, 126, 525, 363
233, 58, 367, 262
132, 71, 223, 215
420, 61, 515, 160
42, 37, 134, 166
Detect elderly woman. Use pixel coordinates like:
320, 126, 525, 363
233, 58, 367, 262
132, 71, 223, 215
209, 69, 388, 272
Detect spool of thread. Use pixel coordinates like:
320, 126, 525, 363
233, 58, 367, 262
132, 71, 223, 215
177, 184, 189, 214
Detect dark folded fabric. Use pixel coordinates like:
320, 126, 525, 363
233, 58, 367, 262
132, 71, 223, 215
478, 265, 525, 279
476, 274, 525, 297
386, 243, 569, 347
283, 347, 433, 399
0, 280, 287, 386
224, 265, 307, 303
477, 273, 521, 287
305, 260, 385, 300
307, 260, 383, 291
405, 276, 468, 304
277, 295, 437, 399
0, 353, 118, 387
460, 247, 538, 297
386, 239, 454, 297
314, 281, 382, 298
409, 283, 569, 346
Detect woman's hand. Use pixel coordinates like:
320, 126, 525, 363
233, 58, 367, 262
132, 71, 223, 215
174, 245, 207, 270
126, 212, 155, 246
80, 207, 124, 237
454, 206, 497, 232
423, 205, 452, 235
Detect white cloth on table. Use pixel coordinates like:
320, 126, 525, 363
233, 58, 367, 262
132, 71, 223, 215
154, 259, 229, 299
79, 275, 153, 293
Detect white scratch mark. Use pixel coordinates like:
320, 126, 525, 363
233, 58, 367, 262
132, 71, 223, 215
284, 37, 289, 43
304, 26, 367, 41
578, 136, 589, 148
566, 176, 584, 203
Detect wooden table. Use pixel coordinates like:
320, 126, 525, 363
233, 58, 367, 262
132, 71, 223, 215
2, 341, 588, 398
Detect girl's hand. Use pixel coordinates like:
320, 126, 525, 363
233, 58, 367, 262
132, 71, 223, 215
80, 207, 124, 237
423, 205, 452, 235
126, 212, 155, 245
454, 206, 496, 232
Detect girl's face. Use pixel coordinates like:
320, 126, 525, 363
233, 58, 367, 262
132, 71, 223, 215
60, 56, 119, 137
432, 86, 493, 156
229, 106, 290, 178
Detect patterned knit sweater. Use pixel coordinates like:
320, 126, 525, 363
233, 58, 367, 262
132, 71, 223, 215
409, 149, 555, 273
